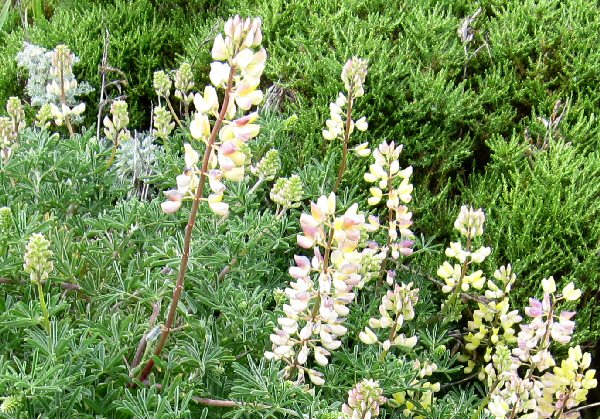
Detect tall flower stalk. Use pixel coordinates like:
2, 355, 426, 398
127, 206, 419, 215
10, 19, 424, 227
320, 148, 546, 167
139, 15, 266, 383
322, 57, 368, 192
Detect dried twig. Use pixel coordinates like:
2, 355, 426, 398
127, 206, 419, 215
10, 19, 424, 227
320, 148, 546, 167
97, 28, 110, 143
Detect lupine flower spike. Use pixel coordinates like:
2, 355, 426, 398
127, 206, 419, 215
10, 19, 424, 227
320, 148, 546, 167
322, 57, 369, 191
364, 141, 415, 264
23, 233, 53, 332
439, 205, 490, 317
161, 15, 266, 217
46, 45, 86, 136
265, 192, 368, 386
341, 379, 387, 418
104, 100, 131, 168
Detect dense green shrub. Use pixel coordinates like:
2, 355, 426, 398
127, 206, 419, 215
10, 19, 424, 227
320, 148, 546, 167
461, 136, 600, 342
0, 0, 224, 127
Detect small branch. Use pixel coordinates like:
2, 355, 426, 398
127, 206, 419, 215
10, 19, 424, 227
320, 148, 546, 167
565, 401, 600, 414
130, 301, 161, 371
111, 289, 139, 312
192, 397, 300, 417
97, 28, 110, 143
439, 372, 479, 390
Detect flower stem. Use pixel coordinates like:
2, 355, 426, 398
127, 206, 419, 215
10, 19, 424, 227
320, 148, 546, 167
334, 92, 353, 192
248, 177, 264, 195
137, 65, 236, 384
37, 280, 50, 333
105, 135, 119, 170
166, 96, 184, 131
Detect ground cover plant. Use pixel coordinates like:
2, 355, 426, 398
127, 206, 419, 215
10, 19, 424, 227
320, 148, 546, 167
1, 1, 600, 418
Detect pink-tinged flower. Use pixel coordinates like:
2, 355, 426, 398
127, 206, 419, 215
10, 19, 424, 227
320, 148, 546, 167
525, 298, 543, 318
161, 190, 183, 214
297, 235, 315, 249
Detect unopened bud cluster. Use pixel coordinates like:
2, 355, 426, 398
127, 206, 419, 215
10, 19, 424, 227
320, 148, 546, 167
1, 97, 27, 161
103, 100, 131, 144
23, 233, 53, 284
270, 175, 304, 209
153, 70, 172, 99
341, 379, 386, 418
252, 149, 280, 181
153, 106, 175, 140
174, 62, 195, 105
0, 207, 12, 235
341, 57, 368, 98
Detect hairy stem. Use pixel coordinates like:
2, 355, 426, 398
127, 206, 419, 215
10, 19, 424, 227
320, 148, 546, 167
105, 134, 119, 170
137, 66, 236, 383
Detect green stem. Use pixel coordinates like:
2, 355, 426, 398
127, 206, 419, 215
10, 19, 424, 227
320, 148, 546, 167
37, 280, 50, 332
166, 96, 184, 130
105, 136, 119, 170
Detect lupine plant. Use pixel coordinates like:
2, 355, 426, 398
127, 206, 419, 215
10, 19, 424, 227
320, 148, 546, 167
144, 15, 267, 383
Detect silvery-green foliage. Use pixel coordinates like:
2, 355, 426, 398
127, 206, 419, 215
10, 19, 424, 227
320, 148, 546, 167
113, 130, 162, 194
16, 42, 94, 109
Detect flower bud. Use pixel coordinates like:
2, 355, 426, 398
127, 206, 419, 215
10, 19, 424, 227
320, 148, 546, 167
153, 106, 175, 140
252, 149, 280, 180
23, 233, 53, 284
153, 70, 172, 98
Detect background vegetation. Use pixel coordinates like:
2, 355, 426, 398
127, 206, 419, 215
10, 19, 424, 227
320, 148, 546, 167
1, 0, 600, 416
